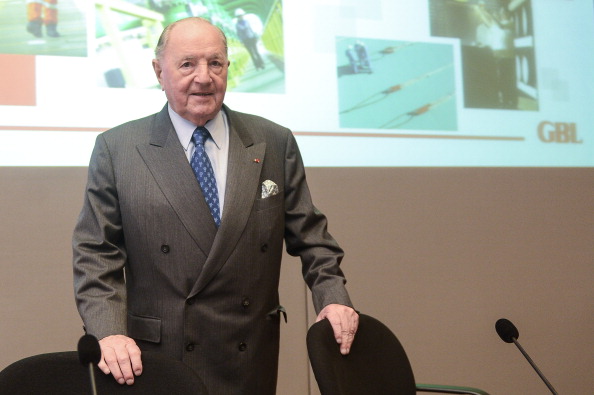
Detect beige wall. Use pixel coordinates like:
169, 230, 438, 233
1, 167, 592, 395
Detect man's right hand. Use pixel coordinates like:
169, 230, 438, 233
98, 335, 143, 385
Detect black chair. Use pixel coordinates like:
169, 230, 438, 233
0, 350, 207, 394
307, 314, 490, 395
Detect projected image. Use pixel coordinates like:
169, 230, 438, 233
337, 38, 457, 131
429, 0, 537, 111
0, 0, 87, 57
94, 0, 285, 93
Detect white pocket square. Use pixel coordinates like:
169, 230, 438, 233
261, 180, 279, 199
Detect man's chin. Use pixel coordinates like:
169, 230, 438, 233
182, 105, 219, 125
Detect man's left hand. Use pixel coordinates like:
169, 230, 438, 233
316, 304, 359, 355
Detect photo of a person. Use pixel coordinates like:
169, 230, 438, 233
429, 0, 537, 111
0, 0, 86, 56
93, 1, 285, 93
234, 8, 265, 70
26, 0, 60, 38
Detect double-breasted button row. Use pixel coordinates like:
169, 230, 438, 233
160, 245, 170, 254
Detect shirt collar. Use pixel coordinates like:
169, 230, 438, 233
168, 104, 227, 151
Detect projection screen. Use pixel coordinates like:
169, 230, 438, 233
0, 0, 592, 167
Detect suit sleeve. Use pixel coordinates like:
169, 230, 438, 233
72, 133, 128, 339
282, 132, 353, 314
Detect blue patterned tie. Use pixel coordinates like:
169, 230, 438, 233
191, 126, 221, 227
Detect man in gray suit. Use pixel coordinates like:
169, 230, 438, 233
73, 17, 358, 394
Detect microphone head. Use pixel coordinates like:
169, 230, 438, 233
77, 334, 101, 365
496, 318, 519, 343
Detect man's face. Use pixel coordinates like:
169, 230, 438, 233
153, 20, 229, 126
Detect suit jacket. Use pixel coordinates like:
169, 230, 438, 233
73, 104, 352, 394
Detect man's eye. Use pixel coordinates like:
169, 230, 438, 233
181, 62, 192, 68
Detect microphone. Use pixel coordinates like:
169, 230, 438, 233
495, 318, 559, 395
77, 334, 101, 395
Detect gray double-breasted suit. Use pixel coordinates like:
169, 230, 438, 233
73, 104, 352, 394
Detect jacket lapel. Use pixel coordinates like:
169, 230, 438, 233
189, 107, 266, 297
136, 105, 217, 258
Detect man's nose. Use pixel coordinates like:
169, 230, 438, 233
193, 64, 212, 83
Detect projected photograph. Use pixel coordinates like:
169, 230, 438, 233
337, 38, 457, 131
94, 0, 285, 93
0, 0, 87, 57
429, 0, 537, 111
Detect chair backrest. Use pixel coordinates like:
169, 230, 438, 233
307, 313, 417, 395
0, 350, 207, 395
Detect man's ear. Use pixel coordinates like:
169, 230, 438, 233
152, 59, 163, 90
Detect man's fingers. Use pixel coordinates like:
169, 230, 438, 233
116, 347, 136, 385
127, 342, 143, 376
101, 346, 126, 384
97, 357, 110, 375
99, 335, 142, 385
316, 304, 359, 355
339, 328, 356, 354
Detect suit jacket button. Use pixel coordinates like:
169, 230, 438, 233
242, 298, 250, 308
238, 342, 247, 352
186, 298, 195, 305
160, 245, 170, 254
260, 243, 268, 252
185, 343, 195, 352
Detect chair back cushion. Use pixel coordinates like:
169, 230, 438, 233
307, 313, 416, 395
0, 350, 207, 394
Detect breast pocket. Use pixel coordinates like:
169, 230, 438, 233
255, 191, 284, 245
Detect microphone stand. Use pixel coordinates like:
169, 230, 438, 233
511, 337, 558, 395
87, 362, 98, 395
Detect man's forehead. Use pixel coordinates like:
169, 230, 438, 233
166, 24, 225, 53
165, 45, 226, 60
170, 21, 222, 42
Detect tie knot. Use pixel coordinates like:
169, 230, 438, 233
192, 126, 211, 146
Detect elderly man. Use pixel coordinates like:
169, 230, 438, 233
73, 17, 358, 394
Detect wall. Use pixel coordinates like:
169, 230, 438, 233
1, 166, 592, 394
